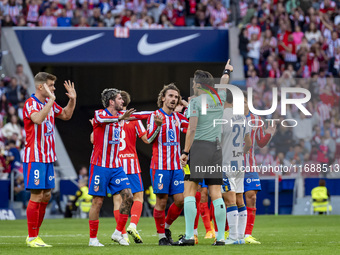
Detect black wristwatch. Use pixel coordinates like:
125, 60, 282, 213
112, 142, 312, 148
223, 69, 232, 76
182, 150, 189, 156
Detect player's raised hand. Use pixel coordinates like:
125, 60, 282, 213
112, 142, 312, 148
43, 83, 56, 101
265, 122, 277, 135
64, 80, 76, 100
120, 108, 136, 121
224, 59, 234, 72
154, 114, 163, 126
89, 118, 94, 126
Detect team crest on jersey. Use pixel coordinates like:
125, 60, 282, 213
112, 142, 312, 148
172, 119, 179, 127
34, 179, 40, 185
168, 130, 175, 141
158, 183, 163, 190
94, 185, 99, 192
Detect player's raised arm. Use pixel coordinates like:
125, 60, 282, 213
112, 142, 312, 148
219, 59, 234, 87
57, 80, 77, 121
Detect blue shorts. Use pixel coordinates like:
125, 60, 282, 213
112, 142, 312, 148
23, 162, 55, 190
244, 172, 261, 192
199, 179, 208, 189
89, 164, 130, 196
127, 173, 144, 194
222, 177, 231, 192
150, 169, 184, 195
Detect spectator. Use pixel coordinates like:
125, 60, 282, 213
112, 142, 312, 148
26, 0, 40, 26
247, 33, 261, 68
2, 115, 22, 141
7, 139, 22, 173
159, 13, 174, 27
88, 7, 103, 26
6, 77, 22, 106
246, 16, 261, 41
239, 28, 249, 63
103, 11, 115, 27
39, 7, 57, 27
125, 13, 141, 28
57, 8, 72, 27
210, 1, 227, 27
305, 22, 322, 44
292, 25, 304, 46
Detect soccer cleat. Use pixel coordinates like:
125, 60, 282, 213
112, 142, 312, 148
27, 237, 52, 247
194, 234, 198, 244
89, 239, 104, 247
127, 225, 143, 244
111, 232, 129, 246
159, 237, 171, 246
165, 228, 174, 244
225, 238, 240, 245
204, 230, 215, 239
245, 235, 261, 244
224, 231, 229, 239
172, 235, 195, 246
212, 239, 225, 246
238, 239, 246, 244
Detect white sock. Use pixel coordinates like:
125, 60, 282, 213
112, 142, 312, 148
123, 233, 128, 238
28, 237, 37, 242
165, 223, 170, 229
227, 206, 239, 240
237, 206, 247, 240
159, 233, 166, 239
129, 223, 137, 229
245, 234, 250, 238
194, 228, 198, 236
90, 237, 97, 242
114, 229, 122, 236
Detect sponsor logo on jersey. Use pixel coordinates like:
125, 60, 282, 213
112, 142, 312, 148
174, 180, 179, 186
246, 178, 251, 184
44, 120, 54, 136
109, 140, 120, 144
163, 142, 179, 146
116, 179, 121, 184
119, 153, 136, 158
49, 176, 55, 181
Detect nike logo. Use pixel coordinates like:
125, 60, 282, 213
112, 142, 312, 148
137, 33, 200, 56
42, 33, 104, 56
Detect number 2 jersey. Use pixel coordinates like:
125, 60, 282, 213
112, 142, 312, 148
23, 94, 63, 163
90, 109, 150, 169
147, 109, 188, 170
119, 120, 146, 174
221, 108, 250, 169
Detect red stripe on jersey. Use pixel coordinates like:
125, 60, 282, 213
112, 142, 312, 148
147, 109, 188, 170
89, 164, 95, 187
26, 162, 32, 186
119, 120, 146, 174
23, 96, 63, 163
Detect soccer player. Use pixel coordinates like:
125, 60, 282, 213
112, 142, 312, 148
221, 91, 251, 245
243, 94, 276, 244
112, 91, 148, 244
176, 60, 233, 246
147, 83, 189, 246
23, 72, 76, 247
88, 88, 145, 247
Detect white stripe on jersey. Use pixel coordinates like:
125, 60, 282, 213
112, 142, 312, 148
34, 124, 39, 161
166, 117, 171, 169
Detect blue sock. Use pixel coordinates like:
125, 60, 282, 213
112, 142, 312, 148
213, 198, 226, 241
184, 196, 196, 239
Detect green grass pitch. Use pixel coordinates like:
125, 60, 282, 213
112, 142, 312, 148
0, 215, 339, 255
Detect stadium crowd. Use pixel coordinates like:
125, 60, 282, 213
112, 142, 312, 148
239, 0, 340, 177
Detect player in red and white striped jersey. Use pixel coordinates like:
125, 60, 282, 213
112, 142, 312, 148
243, 94, 276, 244
23, 72, 76, 247
112, 91, 149, 244
88, 88, 149, 247
147, 84, 189, 245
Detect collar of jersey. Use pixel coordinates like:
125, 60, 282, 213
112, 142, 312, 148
105, 108, 113, 116
246, 111, 251, 117
159, 108, 172, 117
32, 94, 45, 105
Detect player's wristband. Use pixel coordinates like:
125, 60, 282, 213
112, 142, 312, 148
182, 150, 189, 156
223, 69, 232, 76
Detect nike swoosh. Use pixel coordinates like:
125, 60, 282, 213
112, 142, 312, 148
137, 33, 200, 56
42, 33, 104, 56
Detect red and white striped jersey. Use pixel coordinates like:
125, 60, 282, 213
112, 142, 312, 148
27, 4, 39, 22
39, 15, 57, 27
119, 120, 146, 174
147, 109, 188, 170
90, 109, 151, 169
244, 112, 272, 170
23, 95, 63, 163
246, 24, 261, 40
